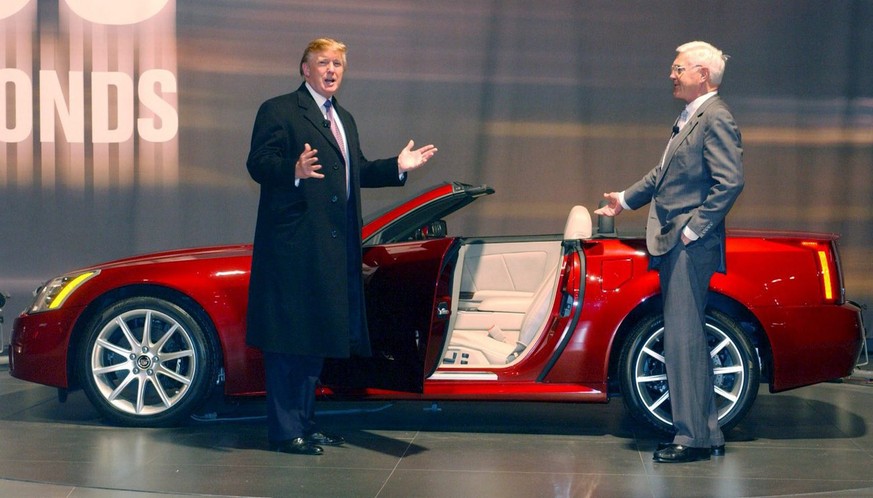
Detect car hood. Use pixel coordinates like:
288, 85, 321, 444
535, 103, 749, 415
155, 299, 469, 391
76, 244, 253, 272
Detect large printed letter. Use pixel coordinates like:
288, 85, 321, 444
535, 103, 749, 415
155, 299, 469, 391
0, 68, 33, 142
92, 72, 134, 143
64, 0, 170, 25
0, 0, 29, 20
138, 69, 178, 143
39, 70, 85, 143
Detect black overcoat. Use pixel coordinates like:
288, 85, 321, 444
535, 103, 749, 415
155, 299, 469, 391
245, 83, 405, 357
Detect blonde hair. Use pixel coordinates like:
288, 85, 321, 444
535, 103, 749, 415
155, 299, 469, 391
676, 41, 729, 85
299, 38, 347, 76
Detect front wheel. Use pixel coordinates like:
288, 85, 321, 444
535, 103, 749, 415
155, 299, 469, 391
619, 309, 760, 434
78, 297, 219, 426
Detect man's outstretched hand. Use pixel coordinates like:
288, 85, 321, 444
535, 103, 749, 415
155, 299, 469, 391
398, 140, 438, 173
594, 192, 623, 217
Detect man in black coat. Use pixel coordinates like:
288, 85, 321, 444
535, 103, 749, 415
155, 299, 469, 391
246, 38, 437, 455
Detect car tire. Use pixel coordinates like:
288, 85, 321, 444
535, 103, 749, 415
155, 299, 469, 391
619, 309, 759, 434
78, 296, 219, 427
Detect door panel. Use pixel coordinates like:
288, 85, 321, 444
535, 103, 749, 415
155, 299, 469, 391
321, 237, 458, 393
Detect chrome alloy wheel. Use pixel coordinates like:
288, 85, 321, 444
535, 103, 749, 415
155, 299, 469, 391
620, 310, 759, 433
632, 322, 746, 426
90, 308, 197, 416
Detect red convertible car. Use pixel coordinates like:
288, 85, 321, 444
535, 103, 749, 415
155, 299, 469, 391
10, 182, 866, 433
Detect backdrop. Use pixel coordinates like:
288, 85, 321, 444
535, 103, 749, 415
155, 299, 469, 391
2, 1, 871, 333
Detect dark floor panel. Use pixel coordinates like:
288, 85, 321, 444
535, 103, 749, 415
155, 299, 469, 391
379, 469, 655, 498
2, 367, 873, 497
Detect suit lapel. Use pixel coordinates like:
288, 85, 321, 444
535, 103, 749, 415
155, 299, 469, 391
657, 96, 721, 186
332, 101, 358, 192
296, 86, 343, 156
295, 86, 354, 196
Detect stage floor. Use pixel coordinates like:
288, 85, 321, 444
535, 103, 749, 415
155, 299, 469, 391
2, 365, 873, 497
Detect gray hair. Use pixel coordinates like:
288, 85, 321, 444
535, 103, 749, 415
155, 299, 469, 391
676, 41, 729, 85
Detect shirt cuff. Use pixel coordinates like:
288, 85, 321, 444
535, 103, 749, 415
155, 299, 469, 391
618, 191, 631, 210
682, 225, 700, 241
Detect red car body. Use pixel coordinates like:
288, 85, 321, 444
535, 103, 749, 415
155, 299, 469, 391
10, 182, 866, 430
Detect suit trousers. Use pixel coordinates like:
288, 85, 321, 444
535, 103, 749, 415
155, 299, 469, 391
263, 351, 324, 443
659, 241, 725, 448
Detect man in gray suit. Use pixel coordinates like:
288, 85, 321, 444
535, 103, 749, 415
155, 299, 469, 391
595, 41, 744, 463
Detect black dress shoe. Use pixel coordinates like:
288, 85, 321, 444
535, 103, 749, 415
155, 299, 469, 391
306, 431, 345, 446
657, 442, 725, 456
653, 444, 711, 463
269, 437, 323, 455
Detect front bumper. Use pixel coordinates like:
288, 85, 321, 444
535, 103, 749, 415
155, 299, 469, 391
10, 307, 83, 389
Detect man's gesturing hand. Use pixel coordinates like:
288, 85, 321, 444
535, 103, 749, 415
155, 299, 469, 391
398, 140, 438, 173
295, 143, 324, 180
593, 192, 624, 217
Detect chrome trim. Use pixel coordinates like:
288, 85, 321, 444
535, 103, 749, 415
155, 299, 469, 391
428, 371, 499, 381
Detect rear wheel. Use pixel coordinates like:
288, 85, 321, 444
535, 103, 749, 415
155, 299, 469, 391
619, 309, 759, 434
78, 297, 219, 426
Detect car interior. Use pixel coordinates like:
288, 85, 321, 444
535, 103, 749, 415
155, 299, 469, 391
439, 206, 592, 367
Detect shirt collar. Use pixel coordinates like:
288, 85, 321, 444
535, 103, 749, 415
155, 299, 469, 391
685, 90, 717, 118
304, 82, 331, 114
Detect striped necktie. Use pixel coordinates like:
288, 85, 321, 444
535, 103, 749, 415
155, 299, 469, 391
324, 100, 345, 158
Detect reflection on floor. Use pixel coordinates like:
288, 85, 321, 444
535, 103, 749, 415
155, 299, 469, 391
2, 365, 873, 497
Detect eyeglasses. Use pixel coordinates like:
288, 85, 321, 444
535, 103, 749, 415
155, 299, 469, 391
670, 64, 702, 76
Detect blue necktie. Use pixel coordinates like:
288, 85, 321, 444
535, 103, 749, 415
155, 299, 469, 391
677, 109, 689, 131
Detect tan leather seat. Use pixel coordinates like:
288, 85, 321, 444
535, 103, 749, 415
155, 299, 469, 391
446, 206, 591, 366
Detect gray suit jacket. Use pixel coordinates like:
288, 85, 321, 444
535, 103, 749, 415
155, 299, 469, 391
624, 95, 743, 272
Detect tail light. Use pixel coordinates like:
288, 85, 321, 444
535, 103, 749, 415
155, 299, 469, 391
801, 241, 843, 304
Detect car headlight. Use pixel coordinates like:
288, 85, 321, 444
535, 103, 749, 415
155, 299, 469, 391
29, 270, 100, 313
